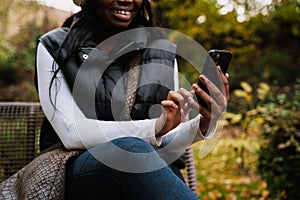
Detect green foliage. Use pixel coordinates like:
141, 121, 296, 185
0, 40, 17, 85
226, 81, 270, 135
227, 79, 300, 199
0, 0, 61, 101
154, 0, 300, 89
0, 22, 44, 101
252, 0, 300, 85
1, 0, 299, 100
257, 80, 300, 200
0, 22, 42, 86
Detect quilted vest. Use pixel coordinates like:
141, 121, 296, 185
37, 27, 177, 150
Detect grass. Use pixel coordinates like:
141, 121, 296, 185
192, 127, 270, 200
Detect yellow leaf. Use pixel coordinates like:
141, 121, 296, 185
253, 117, 265, 125
234, 89, 253, 102
231, 114, 243, 124
262, 190, 269, 197
234, 89, 248, 98
259, 82, 270, 92
257, 82, 270, 100
225, 112, 235, 118
226, 112, 243, 124
256, 106, 267, 113
246, 109, 257, 116
241, 81, 253, 93
257, 88, 266, 100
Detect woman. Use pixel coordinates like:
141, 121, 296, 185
35, 0, 229, 199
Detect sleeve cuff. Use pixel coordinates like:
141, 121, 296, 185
150, 135, 163, 147
190, 115, 218, 143
197, 121, 217, 140
147, 118, 162, 147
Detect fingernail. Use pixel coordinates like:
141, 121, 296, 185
192, 85, 198, 91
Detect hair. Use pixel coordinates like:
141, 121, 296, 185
57, 0, 155, 66
48, 0, 156, 108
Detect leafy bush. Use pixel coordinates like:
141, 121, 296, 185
0, 40, 17, 86
0, 22, 44, 101
227, 79, 300, 199
257, 80, 300, 200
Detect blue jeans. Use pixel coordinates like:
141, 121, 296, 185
65, 137, 199, 200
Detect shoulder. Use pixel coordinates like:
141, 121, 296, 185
38, 27, 69, 59
145, 27, 177, 53
144, 29, 177, 62
148, 38, 177, 53
142, 38, 177, 65
39, 27, 69, 45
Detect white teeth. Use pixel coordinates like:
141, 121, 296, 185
114, 10, 131, 15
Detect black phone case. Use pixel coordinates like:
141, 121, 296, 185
196, 50, 232, 107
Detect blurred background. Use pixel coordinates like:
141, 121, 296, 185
0, 0, 299, 199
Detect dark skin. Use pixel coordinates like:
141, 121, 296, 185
181, 66, 229, 135
157, 66, 229, 137
95, 0, 142, 36
93, 0, 230, 138
91, 0, 143, 44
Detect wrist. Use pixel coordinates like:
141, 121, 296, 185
155, 115, 167, 138
199, 118, 217, 137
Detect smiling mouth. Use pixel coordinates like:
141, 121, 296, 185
110, 8, 135, 22
113, 10, 132, 16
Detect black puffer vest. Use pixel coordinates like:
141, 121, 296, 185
37, 27, 177, 150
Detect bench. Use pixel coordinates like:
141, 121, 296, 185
0, 102, 198, 194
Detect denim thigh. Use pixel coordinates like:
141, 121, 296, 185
65, 137, 199, 200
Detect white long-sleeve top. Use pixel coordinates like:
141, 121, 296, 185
36, 42, 215, 151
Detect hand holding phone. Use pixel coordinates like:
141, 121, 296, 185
196, 49, 232, 107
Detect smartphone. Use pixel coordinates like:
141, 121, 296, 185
196, 49, 232, 107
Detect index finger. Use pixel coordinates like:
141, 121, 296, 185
177, 87, 194, 100
167, 91, 184, 107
